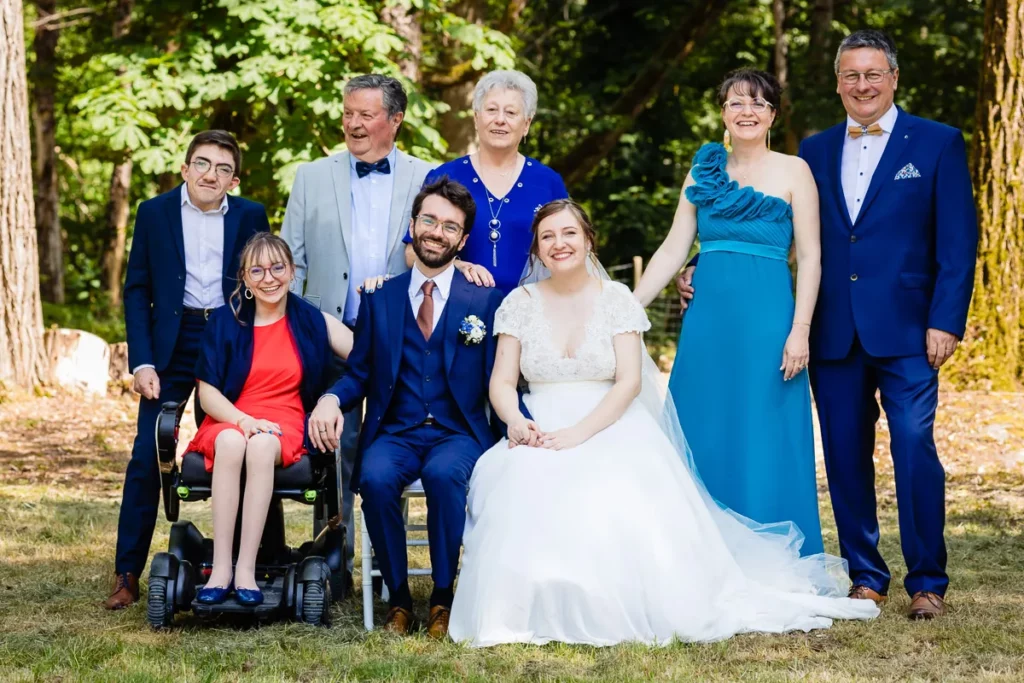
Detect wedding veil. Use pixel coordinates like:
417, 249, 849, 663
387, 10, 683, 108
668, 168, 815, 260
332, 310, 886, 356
519, 253, 855, 598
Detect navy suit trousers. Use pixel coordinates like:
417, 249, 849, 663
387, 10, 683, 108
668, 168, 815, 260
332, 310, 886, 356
115, 315, 205, 577
810, 337, 947, 597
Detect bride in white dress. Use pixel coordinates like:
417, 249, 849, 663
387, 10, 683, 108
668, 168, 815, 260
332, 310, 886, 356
448, 199, 879, 647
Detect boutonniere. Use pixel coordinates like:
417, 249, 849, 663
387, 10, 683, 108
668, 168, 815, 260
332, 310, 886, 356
459, 315, 487, 345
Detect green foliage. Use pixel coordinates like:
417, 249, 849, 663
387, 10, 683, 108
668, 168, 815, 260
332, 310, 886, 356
42, 302, 126, 344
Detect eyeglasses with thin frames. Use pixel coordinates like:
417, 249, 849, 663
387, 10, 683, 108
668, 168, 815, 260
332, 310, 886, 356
416, 214, 463, 237
190, 157, 235, 179
837, 69, 895, 85
248, 263, 287, 280
724, 98, 774, 114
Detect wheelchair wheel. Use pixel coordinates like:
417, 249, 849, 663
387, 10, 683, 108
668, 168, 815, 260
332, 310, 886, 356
301, 578, 332, 626
328, 567, 351, 602
146, 577, 174, 629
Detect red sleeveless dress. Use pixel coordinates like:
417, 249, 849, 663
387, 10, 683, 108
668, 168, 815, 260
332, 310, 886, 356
187, 317, 307, 472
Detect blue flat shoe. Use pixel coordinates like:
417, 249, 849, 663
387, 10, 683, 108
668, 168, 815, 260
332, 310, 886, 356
235, 586, 263, 606
196, 582, 233, 605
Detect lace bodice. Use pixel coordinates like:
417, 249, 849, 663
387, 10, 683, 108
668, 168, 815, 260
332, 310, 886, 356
494, 281, 651, 383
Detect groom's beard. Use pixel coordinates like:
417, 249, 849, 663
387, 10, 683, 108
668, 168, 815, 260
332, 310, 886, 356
412, 233, 461, 269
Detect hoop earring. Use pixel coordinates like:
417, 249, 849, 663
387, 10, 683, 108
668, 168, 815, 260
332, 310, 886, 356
244, 288, 253, 300
723, 129, 732, 153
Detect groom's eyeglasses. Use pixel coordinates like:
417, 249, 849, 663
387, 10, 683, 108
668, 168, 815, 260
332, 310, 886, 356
415, 214, 463, 237
724, 98, 774, 114
837, 69, 894, 85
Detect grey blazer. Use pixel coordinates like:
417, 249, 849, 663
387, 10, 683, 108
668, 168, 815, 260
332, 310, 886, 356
281, 148, 435, 321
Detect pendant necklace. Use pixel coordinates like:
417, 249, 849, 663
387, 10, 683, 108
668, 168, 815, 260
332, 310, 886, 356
475, 155, 521, 268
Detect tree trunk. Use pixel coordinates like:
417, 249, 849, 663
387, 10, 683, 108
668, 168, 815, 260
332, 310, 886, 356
550, 0, 731, 187
434, 0, 488, 156
32, 0, 63, 304
771, 0, 798, 154
99, 0, 134, 308
382, 2, 422, 81
805, 0, 834, 136
0, 0, 48, 388
950, 0, 1024, 389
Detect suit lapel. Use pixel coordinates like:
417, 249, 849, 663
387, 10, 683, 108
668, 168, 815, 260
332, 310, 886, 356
385, 273, 409, 382
386, 150, 414, 263
222, 196, 241, 281
855, 109, 914, 225
826, 125, 854, 231
330, 152, 354, 259
444, 277, 473, 378
166, 186, 186, 267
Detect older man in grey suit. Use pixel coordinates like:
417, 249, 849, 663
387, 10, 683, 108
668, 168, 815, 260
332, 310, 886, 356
282, 74, 434, 587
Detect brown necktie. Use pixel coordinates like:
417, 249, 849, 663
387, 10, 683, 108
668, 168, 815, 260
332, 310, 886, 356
416, 280, 435, 341
848, 123, 884, 139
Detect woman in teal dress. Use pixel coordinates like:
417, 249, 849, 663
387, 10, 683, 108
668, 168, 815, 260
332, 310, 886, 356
634, 70, 825, 556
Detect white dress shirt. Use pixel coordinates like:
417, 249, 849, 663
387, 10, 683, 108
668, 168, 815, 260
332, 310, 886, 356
345, 146, 397, 325
408, 261, 456, 333
841, 104, 898, 223
181, 184, 228, 309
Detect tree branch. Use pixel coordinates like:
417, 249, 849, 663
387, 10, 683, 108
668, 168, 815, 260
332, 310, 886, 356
550, 0, 731, 187
32, 6, 95, 30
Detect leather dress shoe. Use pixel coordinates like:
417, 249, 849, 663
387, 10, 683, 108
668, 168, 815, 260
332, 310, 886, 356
908, 591, 947, 620
382, 606, 416, 634
103, 572, 139, 610
426, 605, 451, 640
848, 585, 887, 606
235, 586, 264, 606
196, 582, 234, 605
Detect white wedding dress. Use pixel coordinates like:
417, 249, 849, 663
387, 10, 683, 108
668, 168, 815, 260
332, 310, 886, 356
448, 281, 878, 647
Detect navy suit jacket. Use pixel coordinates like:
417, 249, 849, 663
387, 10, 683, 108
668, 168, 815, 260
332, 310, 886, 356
123, 185, 270, 372
798, 108, 978, 360
326, 270, 504, 491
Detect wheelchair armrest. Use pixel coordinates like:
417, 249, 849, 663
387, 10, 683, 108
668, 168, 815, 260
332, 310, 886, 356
155, 400, 186, 522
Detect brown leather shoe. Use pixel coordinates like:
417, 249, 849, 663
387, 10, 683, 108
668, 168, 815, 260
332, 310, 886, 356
908, 591, 947, 620
382, 606, 416, 634
102, 572, 139, 610
426, 605, 451, 640
848, 585, 887, 605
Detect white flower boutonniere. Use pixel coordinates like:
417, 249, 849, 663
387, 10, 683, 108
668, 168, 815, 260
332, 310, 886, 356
459, 315, 487, 345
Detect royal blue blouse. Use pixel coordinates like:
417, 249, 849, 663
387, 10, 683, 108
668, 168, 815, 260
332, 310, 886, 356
411, 156, 569, 295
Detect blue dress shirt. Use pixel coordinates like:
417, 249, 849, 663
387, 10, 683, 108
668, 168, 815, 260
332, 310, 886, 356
346, 146, 398, 324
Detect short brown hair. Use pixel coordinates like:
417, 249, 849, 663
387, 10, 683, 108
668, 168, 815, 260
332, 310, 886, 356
412, 176, 477, 236
185, 130, 242, 177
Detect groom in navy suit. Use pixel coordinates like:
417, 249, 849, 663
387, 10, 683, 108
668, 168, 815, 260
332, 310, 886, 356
799, 30, 977, 619
308, 177, 503, 637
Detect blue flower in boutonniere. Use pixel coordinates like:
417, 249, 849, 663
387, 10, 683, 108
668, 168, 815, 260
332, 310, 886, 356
459, 315, 487, 345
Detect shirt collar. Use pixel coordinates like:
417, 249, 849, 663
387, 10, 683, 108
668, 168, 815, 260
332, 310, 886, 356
409, 260, 456, 301
181, 184, 229, 215
846, 104, 898, 136
350, 145, 398, 172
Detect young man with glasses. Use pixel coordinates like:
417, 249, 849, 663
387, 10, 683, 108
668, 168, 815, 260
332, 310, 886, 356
281, 75, 435, 588
104, 130, 270, 610
308, 177, 503, 639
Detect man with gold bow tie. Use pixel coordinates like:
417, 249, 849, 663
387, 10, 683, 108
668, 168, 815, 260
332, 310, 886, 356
797, 30, 978, 620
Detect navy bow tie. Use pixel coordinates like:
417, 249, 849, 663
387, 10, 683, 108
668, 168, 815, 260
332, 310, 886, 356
355, 157, 391, 178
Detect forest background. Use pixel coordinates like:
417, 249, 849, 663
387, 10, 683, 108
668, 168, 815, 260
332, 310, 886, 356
4, 0, 1022, 390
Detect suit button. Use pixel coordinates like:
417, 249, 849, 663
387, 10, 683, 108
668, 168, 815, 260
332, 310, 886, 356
425, 350, 431, 355
179, 274, 184, 280
850, 274, 859, 282
850, 235, 857, 243
425, 376, 431, 382
343, 273, 348, 280
174, 310, 179, 316
336, 306, 342, 313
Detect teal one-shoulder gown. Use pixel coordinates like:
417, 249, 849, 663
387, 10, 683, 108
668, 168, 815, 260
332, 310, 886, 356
667, 142, 824, 556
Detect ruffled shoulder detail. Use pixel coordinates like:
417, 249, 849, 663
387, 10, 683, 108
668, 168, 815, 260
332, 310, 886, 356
684, 143, 793, 222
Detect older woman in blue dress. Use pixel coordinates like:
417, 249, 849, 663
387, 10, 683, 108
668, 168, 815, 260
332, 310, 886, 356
400, 70, 569, 295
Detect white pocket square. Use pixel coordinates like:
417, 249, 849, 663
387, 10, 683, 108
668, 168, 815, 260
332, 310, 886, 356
895, 163, 921, 180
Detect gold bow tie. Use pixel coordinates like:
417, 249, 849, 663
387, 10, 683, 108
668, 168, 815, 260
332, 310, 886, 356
848, 123, 884, 139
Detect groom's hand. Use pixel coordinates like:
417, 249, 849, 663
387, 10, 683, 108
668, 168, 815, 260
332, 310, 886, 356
308, 396, 344, 452
926, 328, 959, 369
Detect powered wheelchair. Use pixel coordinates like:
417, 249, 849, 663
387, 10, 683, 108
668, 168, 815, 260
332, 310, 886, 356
145, 400, 348, 629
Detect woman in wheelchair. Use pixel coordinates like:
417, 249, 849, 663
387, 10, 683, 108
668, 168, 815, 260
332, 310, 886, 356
186, 233, 352, 606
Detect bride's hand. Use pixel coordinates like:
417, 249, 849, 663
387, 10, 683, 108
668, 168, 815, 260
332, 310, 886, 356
508, 418, 543, 448
781, 324, 810, 381
540, 426, 587, 451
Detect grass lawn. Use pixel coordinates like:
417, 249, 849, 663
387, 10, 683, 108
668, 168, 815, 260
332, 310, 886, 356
0, 389, 1022, 682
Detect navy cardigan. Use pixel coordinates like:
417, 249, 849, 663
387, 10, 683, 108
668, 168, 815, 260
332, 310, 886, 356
195, 293, 334, 414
